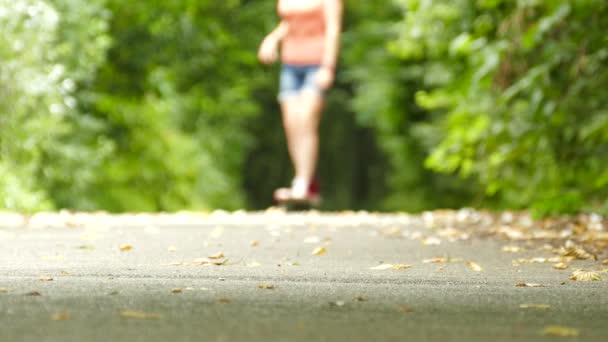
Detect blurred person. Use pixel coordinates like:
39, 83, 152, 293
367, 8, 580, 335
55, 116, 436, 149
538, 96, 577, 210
258, 0, 343, 206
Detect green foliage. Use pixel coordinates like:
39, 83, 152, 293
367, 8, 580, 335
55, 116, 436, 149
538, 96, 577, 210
391, 0, 608, 215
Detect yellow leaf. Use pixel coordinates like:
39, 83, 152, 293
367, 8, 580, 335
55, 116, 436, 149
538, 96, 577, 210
312, 247, 327, 255
50, 312, 70, 321
120, 311, 161, 320
502, 245, 524, 253
602, 259, 608, 265
519, 304, 551, 310
569, 270, 601, 281
552, 263, 568, 270
39, 275, 54, 281
370, 264, 411, 270
515, 282, 543, 287
559, 244, 594, 260
467, 261, 483, 272
422, 237, 441, 246
422, 257, 446, 263
208, 252, 224, 259
542, 326, 579, 337
216, 297, 232, 303
257, 284, 275, 289
250, 240, 259, 247
119, 244, 132, 251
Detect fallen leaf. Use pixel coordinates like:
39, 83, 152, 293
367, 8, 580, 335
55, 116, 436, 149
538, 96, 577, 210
553, 263, 569, 270
519, 304, 551, 310
569, 270, 601, 281
119, 244, 132, 251
602, 259, 608, 265
208, 252, 225, 259
397, 305, 414, 313
171, 288, 183, 294
542, 326, 579, 337
353, 296, 368, 302
0, 288, 9, 293
39, 275, 54, 281
502, 245, 524, 253
51, 312, 70, 321
370, 264, 412, 270
312, 247, 327, 255
216, 297, 232, 303
257, 284, 275, 290
423, 257, 447, 263
250, 240, 259, 247
422, 237, 441, 246
167, 246, 177, 252
559, 244, 594, 260
120, 311, 161, 320
329, 301, 345, 307
466, 261, 483, 272
515, 282, 544, 287
26, 291, 42, 296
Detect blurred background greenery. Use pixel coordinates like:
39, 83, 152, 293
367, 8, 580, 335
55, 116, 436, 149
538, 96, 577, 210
1, 0, 606, 216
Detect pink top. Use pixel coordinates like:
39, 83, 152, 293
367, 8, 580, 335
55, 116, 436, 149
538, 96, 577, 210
278, 0, 326, 65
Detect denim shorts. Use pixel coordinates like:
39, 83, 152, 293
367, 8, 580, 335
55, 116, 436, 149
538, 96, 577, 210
278, 64, 324, 102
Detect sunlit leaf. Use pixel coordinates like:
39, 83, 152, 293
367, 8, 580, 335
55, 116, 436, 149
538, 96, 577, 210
370, 264, 411, 270
569, 270, 601, 281
542, 326, 579, 336
119, 244, 132, 251
246, 261, 261, 267
39, 275, 54, 281
466, 261, 483, 272
208, 252, 224, 259
552, 262, 568, 270
257, 284, 275, 289
0, 288, 9, 293
519, 304, 550, 309
120, 311, 161, 319
559, 244, 594, 260
250, 240, 259, 247
502, 245, 525, 253
515, 282, 543, 287
312, 247, 327, 255
51, 312, 71, 321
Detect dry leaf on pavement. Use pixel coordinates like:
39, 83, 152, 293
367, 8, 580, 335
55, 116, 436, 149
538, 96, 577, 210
602, 259, 608, 265
171, 288, 183, 294
312, 247, 327, 255
569, 270, 601, 281
519, 304, 551, 309
466, 261, 483, 272
39, 275, 54, 281
502, 245, 524, 253
257, 284, 275, 290
250, 240, 259, 247
51, 312, 71, 321
208, 252, 225, 259
515, 282, 543, 287
542, 326, 579, 336
353, 296, 368, 302
26, 291, 42, 296
0, 288, 9, 293
120, 311, 161, 320
553, 263, 569, 270
397, 305, 414, 313
559, 244, 594, 260
216, 297, 232, 303
370, 264, 412, 270
119, 244, 132, 251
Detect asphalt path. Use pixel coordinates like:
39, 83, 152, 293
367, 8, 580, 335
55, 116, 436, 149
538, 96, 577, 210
1, 211, 607, 342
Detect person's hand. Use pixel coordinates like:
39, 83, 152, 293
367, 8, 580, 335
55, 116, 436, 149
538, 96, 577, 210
315, 66, 335, 90
258, 36, 279, 65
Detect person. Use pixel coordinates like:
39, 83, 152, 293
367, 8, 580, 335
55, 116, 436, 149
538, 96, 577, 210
258, 0, 343, 206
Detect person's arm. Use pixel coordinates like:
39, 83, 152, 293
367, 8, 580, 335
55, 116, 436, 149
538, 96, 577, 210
317, 0, 343, 88
258, 21, 289, 64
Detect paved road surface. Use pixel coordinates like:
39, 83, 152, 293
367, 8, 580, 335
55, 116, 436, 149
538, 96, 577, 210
1, 211, 606, 341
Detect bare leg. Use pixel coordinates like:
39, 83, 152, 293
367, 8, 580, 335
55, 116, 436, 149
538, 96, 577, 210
280, 90, 324, 197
